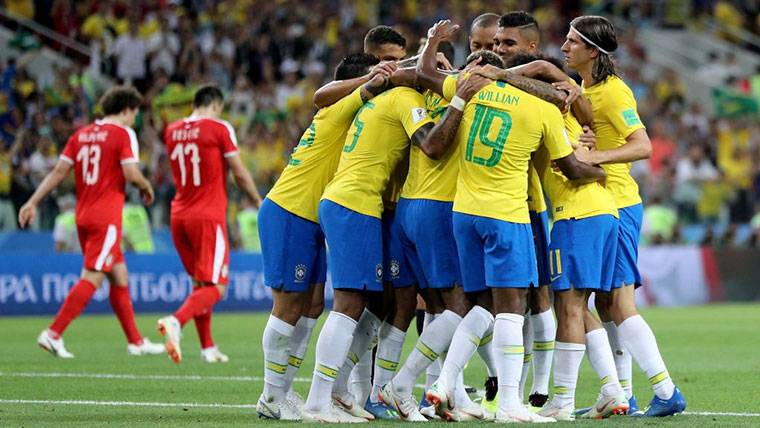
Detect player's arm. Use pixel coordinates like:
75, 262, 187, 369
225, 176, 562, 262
226, 155, 263, 208
471, 63, 568, 110
122, 163, 155, 205
414, 74, 491, 160
553, 152, 607, 184
577, 128, 652, 166
416, 20, 459, 96
18, 159, 72, 228
389, 67, 418, 88
314, 61, 397, 108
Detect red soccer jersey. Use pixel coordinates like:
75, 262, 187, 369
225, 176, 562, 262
60, 119, 139, 226
165, 116, 239, 221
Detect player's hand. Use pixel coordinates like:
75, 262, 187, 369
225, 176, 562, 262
427, 19, 460, 42
577, 126, 596, 150
456, 73, 490, 102
367, 72, 391, 93
436, 52, 453, 71
573, 144, 595, 165
369, 61, 397, 79
553, 80, 581, 111
471, 63, 507, 81
18, 203, 36, 228
141, 184, 155, 206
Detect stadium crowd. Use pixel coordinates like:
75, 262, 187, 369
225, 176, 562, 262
1, 0, 759, 246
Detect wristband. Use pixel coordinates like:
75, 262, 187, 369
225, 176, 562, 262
449, 96, 466, 111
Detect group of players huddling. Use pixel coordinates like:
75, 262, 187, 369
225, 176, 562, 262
19, 8, 687, 425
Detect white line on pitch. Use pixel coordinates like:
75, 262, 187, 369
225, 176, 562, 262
684, 411, 760, 417
0, 399, 255, 409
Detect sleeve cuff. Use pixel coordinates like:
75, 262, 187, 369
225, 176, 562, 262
60, 155, 74, 165
223, 151, 239, 158
120, 158, 139, 165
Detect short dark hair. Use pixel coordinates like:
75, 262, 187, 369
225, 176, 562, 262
193, 85, 224, 108
334, 53, 381, 81
498, 11, 539, 32
471, 13, 500, 31
438, 41, 455, 65
364, 25, 406, 50
99, 86, 142, 116
465, 50, 504, 69
570, 15, 618, 82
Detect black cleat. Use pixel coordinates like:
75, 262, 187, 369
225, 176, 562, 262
484, 377, 498, 401
528, 393, 549, 408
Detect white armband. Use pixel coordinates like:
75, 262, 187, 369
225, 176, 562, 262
449, 96, 466, 111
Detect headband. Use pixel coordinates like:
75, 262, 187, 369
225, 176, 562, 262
570, 26, 612, 55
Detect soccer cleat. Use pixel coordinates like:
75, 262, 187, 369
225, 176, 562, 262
37, 329, 74, 358
628, 395, 640, 414
495, 405, 556, 423
537, 402, 575, 421
200, 346, 229, 363
633, 387, 686, 417
419, 404, 441, 420
529, 392, 549, 408
447, 400, 488, 422
127, 338, 165, 356
576, 391, 629, 419
379, 382, 427, 422
424, 381, 452, 419
302, 402, 368, 423
481, 391, 498, 420
333, 393, 375, 420
256, 395, 281, 420
364, 397, 399, 420
157, 316, 182, 364
484, 376, 498, 401
281, 390, 304, 421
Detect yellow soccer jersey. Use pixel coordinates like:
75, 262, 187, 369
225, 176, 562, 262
534, 111, 618, 221
583, 75, 646, 209
400, 89, 459, 201
322, 87, 433, 219
266, 88, 364, 223
441, 75, 573, 223
527, 163, 546, 213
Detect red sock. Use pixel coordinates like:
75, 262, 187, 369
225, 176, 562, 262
194, 308, 215, 349
109, 285, 143, 345
173, 286, 221, 326
49, 279, 97, 337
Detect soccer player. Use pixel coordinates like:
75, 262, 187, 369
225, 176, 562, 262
414, 19, 605, 423
468, 13, 500, 52
156, 85, 262, 365
20, 86, 164, 358
563, 15, 686, 417
255, 53, 392, 421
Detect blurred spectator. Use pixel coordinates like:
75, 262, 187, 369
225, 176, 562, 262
674, 144, 719, 222
111, 20, 147, 89
642, 195, 678, 245
648, 119, 677, 177
235, 197, 261, 253
52, 194, 78, 252
122, 199, 155, 254
0, 140, 16, 230
146, 17, 180, 78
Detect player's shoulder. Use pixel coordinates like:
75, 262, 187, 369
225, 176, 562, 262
600, 75, 633, 95
93, 119, 137, 142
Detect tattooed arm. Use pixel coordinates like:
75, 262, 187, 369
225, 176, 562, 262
416, 20, 459, 96
495, 71, 567, 109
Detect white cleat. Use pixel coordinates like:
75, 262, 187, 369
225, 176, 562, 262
200, 346, 229, 363
424, 381, 452, 420
157, 316, 182, 364
449, 401, 487, 422
578, 392, 629, 419
420, 405, 441, 420
379, 382, 428, 422
127, 338, 165, 356
301, 402, 368, 423
496, 405, 556, 423
281, 390, 304, 421
538, 402, 575, 421
37, 329, 74, 358
333, 393, 375, 420
257, 395, 282, 419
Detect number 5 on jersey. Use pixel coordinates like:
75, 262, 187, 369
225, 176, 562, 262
171, 143, 201, 186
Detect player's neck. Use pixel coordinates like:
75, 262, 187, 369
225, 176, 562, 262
99, 114, 128, 127
190, 108, 219, 119
579, 66, 595, 88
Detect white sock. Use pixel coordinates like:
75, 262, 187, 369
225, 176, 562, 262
350, 348, 374, 405
284, 316, 317, 393
618, 315, 675, 399
424, 313, 441, 389
476, 325, 496, 377
369, 322, 406, 402
333, 309, 380, 398
586, 328, 624, 397
530, 309, 556, 396
494, 313, 525, 412
262, 315, 295, 402
603, 321, 633, 399
519, 314, 533, 402
438, 306, 493, 394
454, 371, 473, 408
549, 342, 586, 408
393, 310, 462, 395
304, 311, 357, 412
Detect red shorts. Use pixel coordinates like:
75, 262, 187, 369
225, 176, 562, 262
77, 223, 125, 273
171, 218, 230, 285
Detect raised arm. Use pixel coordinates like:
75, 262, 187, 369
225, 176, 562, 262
416, 20, 460, 96
122, 163, 155, 205
18, 159, 72, 228
576, 128, 652, 165
226, 154, 263, 208
313, 61, 397, 108
413, 73, 491, 160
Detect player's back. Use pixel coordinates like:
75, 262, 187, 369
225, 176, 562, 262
165, 116, 239, 221
61, 119, 139, 226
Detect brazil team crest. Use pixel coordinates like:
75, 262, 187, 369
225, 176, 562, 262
295, 264, 307, 283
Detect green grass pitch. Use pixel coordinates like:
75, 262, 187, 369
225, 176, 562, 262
1, 304, 759, 427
